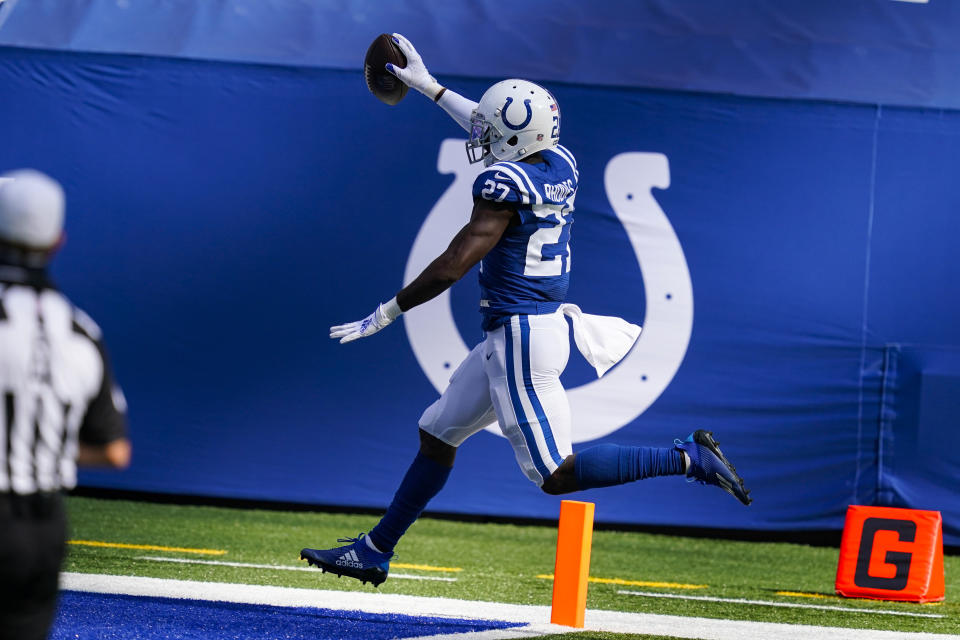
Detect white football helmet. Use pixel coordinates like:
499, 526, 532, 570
466, 79, 560, 166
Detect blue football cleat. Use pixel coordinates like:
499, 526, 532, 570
675, 430, 752, 505
300, 533, 393, 587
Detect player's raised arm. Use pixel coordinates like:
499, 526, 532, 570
329, 199, 514, 344
385, 33, 478, 133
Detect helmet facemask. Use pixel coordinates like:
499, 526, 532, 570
466, 113, 500, 166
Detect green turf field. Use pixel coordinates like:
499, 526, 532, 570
64, 496, 959, 639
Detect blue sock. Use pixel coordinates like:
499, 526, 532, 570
574, 444, 686, 490
368, 452, 451, 553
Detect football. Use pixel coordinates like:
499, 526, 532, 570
364, 33, 409, 106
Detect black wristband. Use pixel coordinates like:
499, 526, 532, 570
434, 87, 447, 103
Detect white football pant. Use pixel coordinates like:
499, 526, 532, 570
418, 310, 572, 486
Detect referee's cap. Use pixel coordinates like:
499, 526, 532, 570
0, 169, 65, 250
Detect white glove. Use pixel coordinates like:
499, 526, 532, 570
330, 298, 403, 344
385, 33, 444, 100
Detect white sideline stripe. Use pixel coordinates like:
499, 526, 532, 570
60, 573, 960, 640
135, 556, 457, 582
420, 624, 565, 640
618, 589, 944, 619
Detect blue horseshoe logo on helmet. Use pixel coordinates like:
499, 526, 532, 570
501, 97, 533, 130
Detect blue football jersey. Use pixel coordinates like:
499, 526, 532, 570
471, 144, 578, 330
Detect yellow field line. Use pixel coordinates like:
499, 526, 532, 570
70, 540, 457, 569
776, 590, 944, 607
537, 573, 707, 590
776, 590, 832, 600
68, 540, 227, 556
392, 562, 462, 573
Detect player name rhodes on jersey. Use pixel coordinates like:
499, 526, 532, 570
544, 179, 575, 203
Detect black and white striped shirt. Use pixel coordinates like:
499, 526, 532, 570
0, 265, 127, 495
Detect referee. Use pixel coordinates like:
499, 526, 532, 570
0, 170, 131, 640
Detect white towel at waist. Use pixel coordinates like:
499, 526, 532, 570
559, 303, 641, 378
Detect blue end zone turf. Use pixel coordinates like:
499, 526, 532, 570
53, 591, 524, 639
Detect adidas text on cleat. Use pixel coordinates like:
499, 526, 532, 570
675, 430, 752, 505
300, 533, 392, 587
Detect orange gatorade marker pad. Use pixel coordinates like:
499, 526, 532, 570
551, 500, 595, 627
835, 505, 944, 603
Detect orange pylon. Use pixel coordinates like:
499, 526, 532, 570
550, 500, 595, 627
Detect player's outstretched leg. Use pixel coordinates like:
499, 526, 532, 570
675, 430, 752, 505
300, 533, 393, 587
301, 433, 453, 587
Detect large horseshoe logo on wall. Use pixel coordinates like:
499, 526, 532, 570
403, 140, 693, 443
501, 97, 533, 131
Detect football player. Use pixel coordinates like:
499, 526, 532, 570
301, 34, 750, 587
